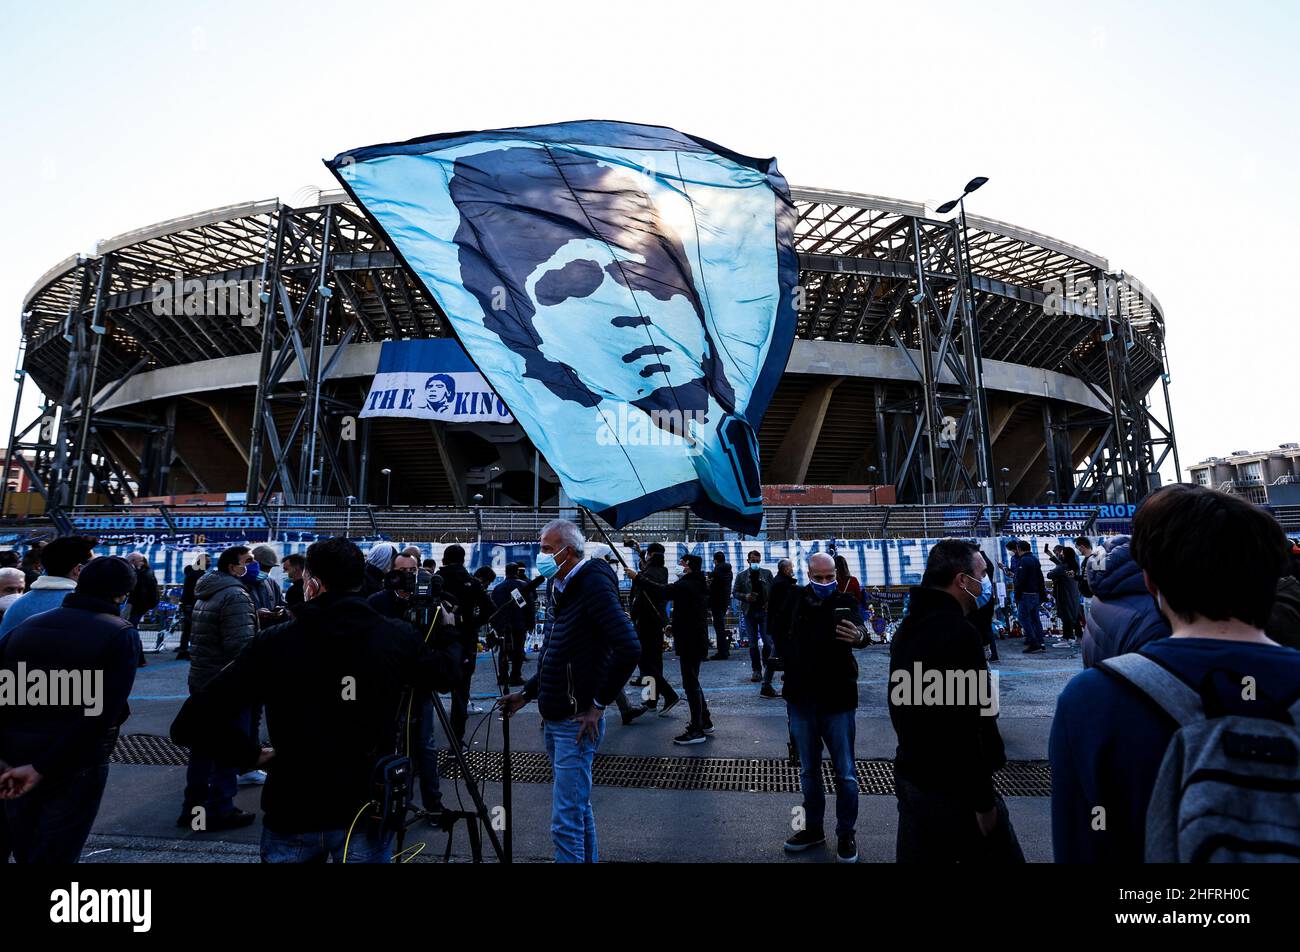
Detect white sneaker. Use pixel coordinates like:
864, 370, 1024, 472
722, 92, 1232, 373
237, 770, 267, 785
467, 702, 485, 714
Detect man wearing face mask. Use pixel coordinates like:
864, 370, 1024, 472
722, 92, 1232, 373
778, 552, 868, 862
733, 550, 773, 681
889, 539, 1024, 864
501, 519, 640, 862
180, 545, 258, 830
629, 553, 713, 744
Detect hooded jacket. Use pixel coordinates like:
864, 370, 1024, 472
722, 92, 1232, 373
1081, 536, 1172, 668
0, 575, 78, 640
189, 570, 257, 691
171, 590, 462, 834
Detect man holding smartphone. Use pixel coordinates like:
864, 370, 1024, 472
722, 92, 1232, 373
776, 552, 867, 863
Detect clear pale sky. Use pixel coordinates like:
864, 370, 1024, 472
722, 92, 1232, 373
1, 0, 1295, 480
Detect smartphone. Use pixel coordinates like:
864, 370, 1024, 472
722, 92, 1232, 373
833, 606, 855, 627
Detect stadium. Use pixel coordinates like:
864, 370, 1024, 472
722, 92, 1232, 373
8, 183, 1181, 538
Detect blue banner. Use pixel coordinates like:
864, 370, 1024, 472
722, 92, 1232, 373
361, 338, 514, 423
327, 120, 798, 533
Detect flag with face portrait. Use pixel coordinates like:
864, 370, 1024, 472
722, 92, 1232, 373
326, 121, 798, 533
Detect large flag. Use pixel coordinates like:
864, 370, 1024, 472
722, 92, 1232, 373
327, 121, 797, 533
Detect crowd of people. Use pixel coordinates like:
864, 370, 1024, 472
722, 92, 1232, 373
2, 483, 1299, 864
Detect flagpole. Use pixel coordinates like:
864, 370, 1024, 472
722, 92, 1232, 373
578, 505, 633, 573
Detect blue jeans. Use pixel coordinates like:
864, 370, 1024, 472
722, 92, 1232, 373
746, 612, 771, 673
4, 762, 109, 863
543, 715, 606, 863
788, 702, 859, 835
416, 698, 442, 810
1017, 593, 1045, 648
260, 824, 393, 863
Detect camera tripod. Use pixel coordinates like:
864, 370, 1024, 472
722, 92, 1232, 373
394, 601, 507, 863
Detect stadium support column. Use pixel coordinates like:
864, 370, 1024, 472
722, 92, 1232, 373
770, 377, 843, 483
1153, 335, 1182, 484
1100, 270, 1134, 502
246, 208, 284, 503
51, 263, 93, 510
71, 253, 112, 506
910, 219, 940, 505
874, 383, 890, 485
300, 205, 335, 506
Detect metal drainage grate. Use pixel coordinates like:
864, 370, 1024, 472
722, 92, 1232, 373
110, 736, 1052, 796
438, 750, 1053, 797
112, 733, 191, 767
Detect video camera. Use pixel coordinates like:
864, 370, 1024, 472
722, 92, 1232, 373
385, 568, 445, 612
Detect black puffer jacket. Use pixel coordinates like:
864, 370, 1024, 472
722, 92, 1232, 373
189, 570, 256, 691
524, 560, 640, 721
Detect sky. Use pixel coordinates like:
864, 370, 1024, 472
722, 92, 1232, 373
0, 0, 1295, 482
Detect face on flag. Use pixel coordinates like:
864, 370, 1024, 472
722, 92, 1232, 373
328, 121, 797, 532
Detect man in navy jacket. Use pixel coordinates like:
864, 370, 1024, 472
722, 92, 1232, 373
503, 519, 640, 862
0, 556, 139, 863
1051, 486, 1299, 862
1014, 541, 1048, 652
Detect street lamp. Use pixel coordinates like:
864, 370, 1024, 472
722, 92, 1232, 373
937, 178, 993, 507
999, 466, 1010, 504
867, 465, 879, 505
381, 468, 392, 508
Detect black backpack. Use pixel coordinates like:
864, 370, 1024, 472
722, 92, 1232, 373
1100, 653, 1300, 862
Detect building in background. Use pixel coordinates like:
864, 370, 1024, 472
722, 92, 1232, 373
1187, 443, 1300, 505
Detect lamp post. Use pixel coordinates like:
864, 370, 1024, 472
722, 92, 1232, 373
999, 466, 1010, 504
867, 465, 879, 505
381, 468, 392, 509
937, 177, 994, 507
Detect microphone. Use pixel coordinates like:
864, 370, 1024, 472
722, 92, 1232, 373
520, 573, 547, 596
